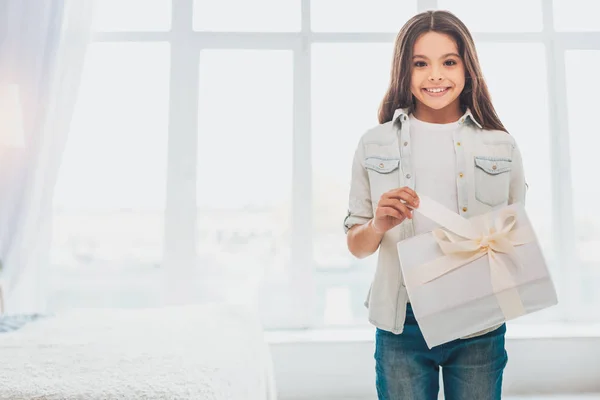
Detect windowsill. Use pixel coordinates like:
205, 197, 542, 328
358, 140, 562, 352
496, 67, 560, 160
264, 323, 600, 344
265, 327, 376, 344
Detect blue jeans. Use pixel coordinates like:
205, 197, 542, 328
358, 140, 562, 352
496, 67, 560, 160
375, 303, 507, 400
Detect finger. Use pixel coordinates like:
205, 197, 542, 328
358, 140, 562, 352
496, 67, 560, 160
378, 199, 413, 219
384, 189, 419, 207
404, 187, 419, 201
376, 206, 404, 221
395, 200, 414, 219
401, 187, 420, 206
400, 187, 419, 203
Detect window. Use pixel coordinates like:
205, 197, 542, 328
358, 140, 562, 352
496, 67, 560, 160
51, 0, 599, 329
92, 0, 172, 32
51, 42, 170, 309
197, 49, 295, 326
193, 0, 301, 32
553, 0, 600, 32
311, 0, 417, 32
565, 50, 600, 320
438, 0, 543, 32
311, 43, 392, 326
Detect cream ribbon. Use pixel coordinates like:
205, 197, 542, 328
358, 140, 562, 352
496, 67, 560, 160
405, 195, 537, 319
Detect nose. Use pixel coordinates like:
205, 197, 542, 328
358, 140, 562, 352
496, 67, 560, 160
429, 64, 443, 81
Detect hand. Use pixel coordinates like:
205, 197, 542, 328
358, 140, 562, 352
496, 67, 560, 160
371, 187, 419, 234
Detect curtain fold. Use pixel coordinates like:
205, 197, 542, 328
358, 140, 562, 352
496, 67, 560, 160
0, 0, 94, 314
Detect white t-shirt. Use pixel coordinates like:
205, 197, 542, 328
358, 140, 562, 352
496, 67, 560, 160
408, 113, 503, 338
409, 113, 461, 235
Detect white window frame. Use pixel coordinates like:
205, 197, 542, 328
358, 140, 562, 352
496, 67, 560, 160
90, 0, 599, 328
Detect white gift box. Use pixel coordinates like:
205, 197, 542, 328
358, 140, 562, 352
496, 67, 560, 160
397, 195, 558, 349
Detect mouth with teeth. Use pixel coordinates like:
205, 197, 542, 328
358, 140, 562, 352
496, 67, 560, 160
422, 86, 451, 97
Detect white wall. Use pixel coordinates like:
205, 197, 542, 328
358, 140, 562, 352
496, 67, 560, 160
267, 329, 600, 400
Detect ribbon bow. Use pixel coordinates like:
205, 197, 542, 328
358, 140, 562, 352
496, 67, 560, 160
422, 209, 534, 293
405, 196, 537, 319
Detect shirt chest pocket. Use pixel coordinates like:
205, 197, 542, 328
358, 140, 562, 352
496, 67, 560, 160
474, 156, 512, 207
364, 156, 401, 210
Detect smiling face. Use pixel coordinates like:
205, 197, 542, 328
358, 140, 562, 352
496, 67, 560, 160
410, 31, 466, 122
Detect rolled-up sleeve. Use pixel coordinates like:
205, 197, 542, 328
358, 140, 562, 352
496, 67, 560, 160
344, 137, 374, 234
508, 139, 528, 206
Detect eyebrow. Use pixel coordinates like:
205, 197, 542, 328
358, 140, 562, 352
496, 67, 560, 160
412, 53, 461, 60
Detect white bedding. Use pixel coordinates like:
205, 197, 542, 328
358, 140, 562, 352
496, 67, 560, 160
0, 303, 277, 400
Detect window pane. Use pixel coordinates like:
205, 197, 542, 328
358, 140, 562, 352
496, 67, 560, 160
565, 50, 600, 318
51, 43, 170, 310
194, 0, 300, 32
198, 50, 293, 328
474, 42, 558, 322
553, 0, 600, 31
92, 0, 171, 32
438, 0, 543, 32
312, 43, 393, 326
311, 0, 417, 32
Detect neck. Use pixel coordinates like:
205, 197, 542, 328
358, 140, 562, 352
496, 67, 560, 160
413, 101, 462, 124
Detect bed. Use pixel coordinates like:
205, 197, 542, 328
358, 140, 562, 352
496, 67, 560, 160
0, 303, 277, 400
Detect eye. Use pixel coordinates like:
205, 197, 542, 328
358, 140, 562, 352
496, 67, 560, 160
414, 60, 458, 68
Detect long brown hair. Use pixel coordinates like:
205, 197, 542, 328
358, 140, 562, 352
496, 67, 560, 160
378, 10, 507, 133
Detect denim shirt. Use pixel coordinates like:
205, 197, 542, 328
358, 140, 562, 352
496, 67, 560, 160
344, 107, 527, 335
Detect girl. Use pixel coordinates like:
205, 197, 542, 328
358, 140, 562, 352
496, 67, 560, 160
344, 10, 527, 400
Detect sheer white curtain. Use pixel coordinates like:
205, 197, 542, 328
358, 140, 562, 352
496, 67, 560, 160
0, 0, 93, 314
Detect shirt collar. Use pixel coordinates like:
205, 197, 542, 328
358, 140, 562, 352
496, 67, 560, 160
393, 107, 483, 129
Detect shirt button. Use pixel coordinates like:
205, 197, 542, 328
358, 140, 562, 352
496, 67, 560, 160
403, 141, 408, 146
492, 165, 497, 170
406, 173, 411, 179
379, 163, 384, 168
457, 142, 461, 146
459, 172, 464, 178
462, 207, 468, 212
460, 118, 465, 123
